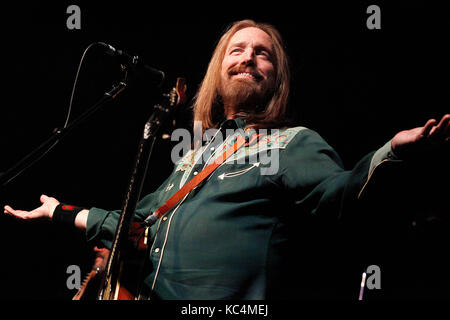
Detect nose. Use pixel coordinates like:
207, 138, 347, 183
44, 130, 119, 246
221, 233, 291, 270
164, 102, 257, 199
241, 48, 256, 66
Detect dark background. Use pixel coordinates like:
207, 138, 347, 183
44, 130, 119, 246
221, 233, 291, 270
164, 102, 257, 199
0, 1, 448, 301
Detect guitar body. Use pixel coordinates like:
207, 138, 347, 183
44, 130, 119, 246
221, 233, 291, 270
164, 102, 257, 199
72, 246, 109, 300
73, 223, 151, 300
99, 223, 152, 300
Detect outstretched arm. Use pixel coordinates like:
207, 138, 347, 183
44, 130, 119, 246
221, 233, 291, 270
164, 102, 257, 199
4, 194, 89, 230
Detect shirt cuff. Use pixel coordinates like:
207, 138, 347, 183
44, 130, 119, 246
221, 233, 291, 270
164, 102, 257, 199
368, 139, 401, 177
86, 206, 116, 249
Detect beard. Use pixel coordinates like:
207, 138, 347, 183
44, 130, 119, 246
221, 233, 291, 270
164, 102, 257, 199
217, 72, 275, 115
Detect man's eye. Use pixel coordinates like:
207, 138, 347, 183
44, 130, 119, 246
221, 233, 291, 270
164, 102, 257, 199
257, 50, 270, 57
230, 48, 243, 54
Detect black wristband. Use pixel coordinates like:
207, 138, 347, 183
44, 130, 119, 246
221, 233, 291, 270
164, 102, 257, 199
52, 203, 84, 226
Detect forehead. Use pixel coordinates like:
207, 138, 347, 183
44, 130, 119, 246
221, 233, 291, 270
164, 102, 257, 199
227, 27, 273, 48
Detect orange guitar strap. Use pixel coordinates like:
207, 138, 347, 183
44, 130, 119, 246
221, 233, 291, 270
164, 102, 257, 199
143, 132, 260, 227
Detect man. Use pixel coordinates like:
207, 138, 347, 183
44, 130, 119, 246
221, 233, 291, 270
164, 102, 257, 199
3, 20, 449, 300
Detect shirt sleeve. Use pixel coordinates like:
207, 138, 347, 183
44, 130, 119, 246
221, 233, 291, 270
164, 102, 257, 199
85, 177, 171, 249
279, 128, 402, 221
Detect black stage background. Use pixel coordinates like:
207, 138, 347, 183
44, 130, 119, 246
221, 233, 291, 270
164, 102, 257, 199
0, 1, 449, 301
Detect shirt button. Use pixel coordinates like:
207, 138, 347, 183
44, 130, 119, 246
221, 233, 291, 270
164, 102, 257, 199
154, 248, 160, 253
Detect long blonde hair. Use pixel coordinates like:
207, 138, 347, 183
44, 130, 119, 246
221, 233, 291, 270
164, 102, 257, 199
193, 20, 291, 133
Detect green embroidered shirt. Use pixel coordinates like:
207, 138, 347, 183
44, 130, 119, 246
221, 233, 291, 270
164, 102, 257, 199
86, 118, 399, 299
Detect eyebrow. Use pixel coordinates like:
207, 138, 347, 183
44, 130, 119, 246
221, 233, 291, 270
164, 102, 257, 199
228, 41, 273, 54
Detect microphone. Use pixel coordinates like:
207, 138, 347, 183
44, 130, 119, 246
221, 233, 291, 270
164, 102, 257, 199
98, 42, 165, 86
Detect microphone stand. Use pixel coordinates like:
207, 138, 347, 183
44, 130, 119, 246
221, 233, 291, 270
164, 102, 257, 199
0, 78, 127, 189
95, 77, 186, 300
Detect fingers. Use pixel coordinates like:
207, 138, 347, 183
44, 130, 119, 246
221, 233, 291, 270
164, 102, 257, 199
445, 116, 450, 139
4, 194, 56, 221
429, 114, 450, 138
3, 205, 14, 215
4, 205, 39, 220
422, 119, 437, 138
4, 205, 25, 218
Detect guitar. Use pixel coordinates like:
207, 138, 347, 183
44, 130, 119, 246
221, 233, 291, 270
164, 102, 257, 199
73, 77, 187, 300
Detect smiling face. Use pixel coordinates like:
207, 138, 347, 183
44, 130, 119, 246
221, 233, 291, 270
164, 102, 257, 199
219, 27, 277, 117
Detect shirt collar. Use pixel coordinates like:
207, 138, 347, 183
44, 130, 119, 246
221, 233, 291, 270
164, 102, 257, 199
219, 117, 247, 131
203, 118, 248, 145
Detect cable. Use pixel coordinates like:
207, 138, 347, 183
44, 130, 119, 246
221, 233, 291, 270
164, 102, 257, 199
1, 42, 103, 187
44, 42, 102, 154
64, 42, 104, 128
33, 42, 103, 161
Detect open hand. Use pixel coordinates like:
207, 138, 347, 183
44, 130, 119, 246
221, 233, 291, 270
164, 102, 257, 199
4, 194, 59, 221
392, 114, 449, 158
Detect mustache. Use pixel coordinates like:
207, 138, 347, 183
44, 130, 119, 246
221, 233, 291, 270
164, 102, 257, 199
228, 66, 263, 81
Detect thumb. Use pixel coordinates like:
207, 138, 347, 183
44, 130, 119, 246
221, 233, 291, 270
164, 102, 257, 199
40, 194, 49, 203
